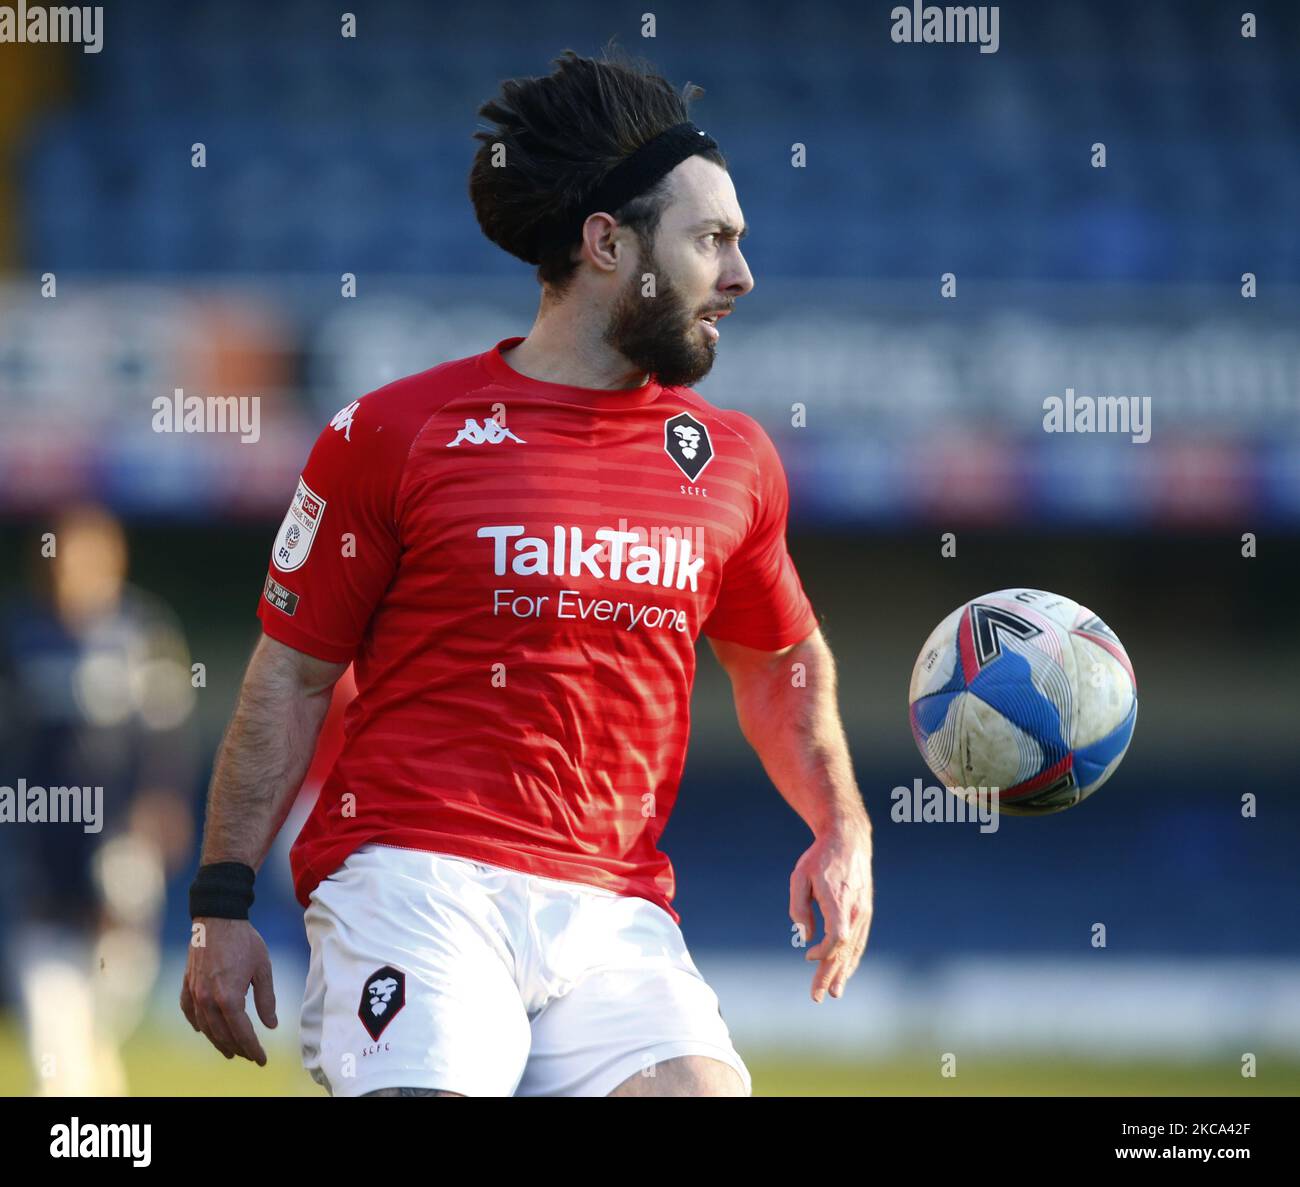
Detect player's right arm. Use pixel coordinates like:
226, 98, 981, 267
181, 634, 346, 1064
182, 388, 411, 1064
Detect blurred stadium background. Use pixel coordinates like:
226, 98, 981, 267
0, 0, 1298, 1096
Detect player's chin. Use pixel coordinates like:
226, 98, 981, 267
647, 330, 715, 388
684, 341, 717, 378
687, 322, 718, 359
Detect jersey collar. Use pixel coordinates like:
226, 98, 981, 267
482, 337, 664, 409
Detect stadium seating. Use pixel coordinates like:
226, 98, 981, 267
16, 0, 1299, 281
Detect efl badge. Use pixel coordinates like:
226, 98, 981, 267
272, 477, 326, 573
664, 411, 713, 481
358, 965, 406, 1041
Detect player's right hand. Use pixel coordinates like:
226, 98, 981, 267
181, 917, 278, 1065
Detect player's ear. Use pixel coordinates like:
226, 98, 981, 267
577, 213, 622, 274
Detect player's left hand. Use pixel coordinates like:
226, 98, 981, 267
789, 821, 873, 1002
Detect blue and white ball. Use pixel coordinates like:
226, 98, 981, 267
908, 588, 1137, 815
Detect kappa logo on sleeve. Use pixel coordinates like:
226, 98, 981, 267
446, 417, 526, 446
272, 477, 326, 573
330, 399, 361, 441
358, 965, 406, 1040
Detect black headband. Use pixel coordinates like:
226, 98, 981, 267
534, 120, 720, 261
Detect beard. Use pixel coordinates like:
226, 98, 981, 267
601, 237, 718, 388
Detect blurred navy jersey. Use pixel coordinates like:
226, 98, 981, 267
0, 586, 196, 927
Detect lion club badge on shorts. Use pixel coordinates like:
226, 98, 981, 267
272, 476, 326, 573
358, 965, 406, 1040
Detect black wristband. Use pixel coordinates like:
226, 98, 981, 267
189, 861, 256, 920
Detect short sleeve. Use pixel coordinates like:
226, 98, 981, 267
701, 415, 819, 650
257, 397, 404, 663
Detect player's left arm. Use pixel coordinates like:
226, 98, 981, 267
709, 625, 873, 1004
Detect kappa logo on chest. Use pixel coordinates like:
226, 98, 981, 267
444, 407, 718, 486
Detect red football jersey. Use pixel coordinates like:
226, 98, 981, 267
258, 337, 819, 921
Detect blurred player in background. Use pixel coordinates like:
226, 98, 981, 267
0, 505, 197, 1094
182, 47, 873, 1097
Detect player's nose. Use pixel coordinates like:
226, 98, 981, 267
722, 247, 755, 300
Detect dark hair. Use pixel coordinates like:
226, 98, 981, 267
469, 45, 726, 292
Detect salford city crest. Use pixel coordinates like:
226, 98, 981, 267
664, 411, 713, 481
358, 965, 406, 1041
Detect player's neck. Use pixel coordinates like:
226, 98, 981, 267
502, 318, 652, 392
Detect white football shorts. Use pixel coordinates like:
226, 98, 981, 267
299, 842, 751, 1096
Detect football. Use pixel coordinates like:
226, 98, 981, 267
908, 588, 1137, 815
